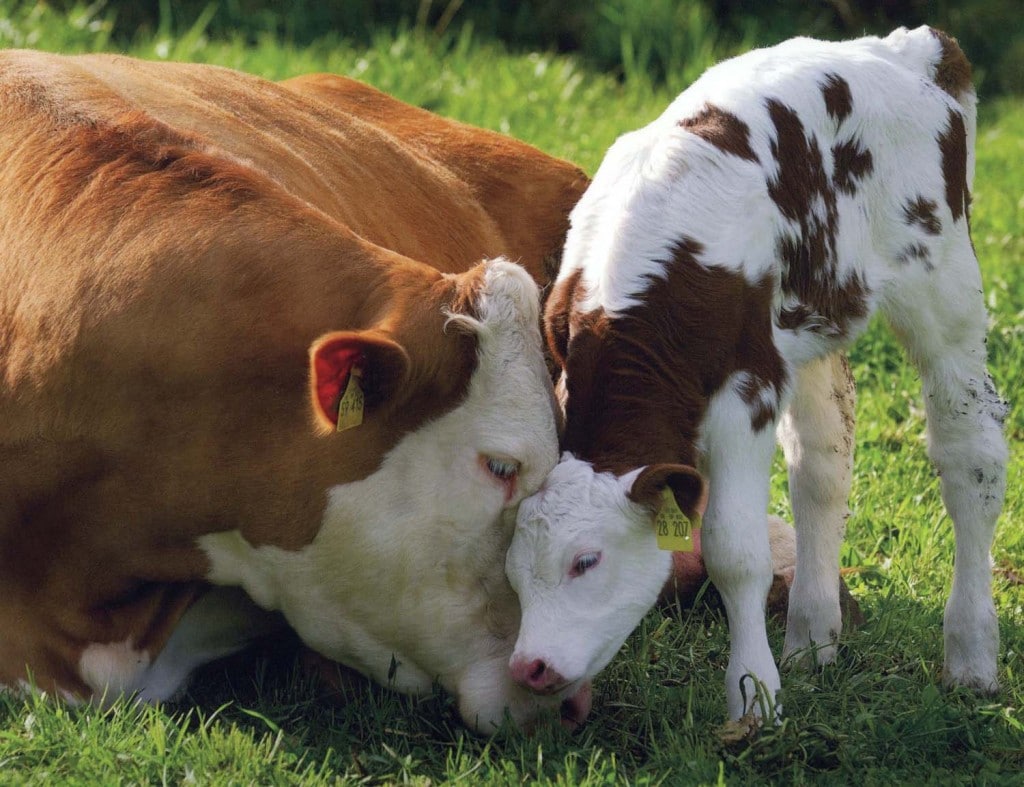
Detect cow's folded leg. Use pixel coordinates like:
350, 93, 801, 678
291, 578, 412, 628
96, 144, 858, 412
134, 586, 287, 703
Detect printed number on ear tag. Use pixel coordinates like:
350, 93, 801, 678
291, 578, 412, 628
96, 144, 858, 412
655, 487, 696, 552
336, 368, 364, 432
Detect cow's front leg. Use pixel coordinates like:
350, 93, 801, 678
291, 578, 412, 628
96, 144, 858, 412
777, 352, 855, 666
700, 381, 780, 720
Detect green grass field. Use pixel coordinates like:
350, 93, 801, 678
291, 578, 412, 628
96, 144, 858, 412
1, 6, 1021, 785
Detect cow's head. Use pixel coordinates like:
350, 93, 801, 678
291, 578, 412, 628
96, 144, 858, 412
505, 453, 705, 695
272, 259, 593, 733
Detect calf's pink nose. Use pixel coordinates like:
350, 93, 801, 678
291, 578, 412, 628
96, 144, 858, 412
509, 656, 565, 694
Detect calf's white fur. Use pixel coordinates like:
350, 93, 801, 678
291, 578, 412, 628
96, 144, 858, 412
506, 27, 1008, 721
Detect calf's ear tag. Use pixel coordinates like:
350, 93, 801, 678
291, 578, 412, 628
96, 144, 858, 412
655, 487, 696, 552
336, 368, 364, 432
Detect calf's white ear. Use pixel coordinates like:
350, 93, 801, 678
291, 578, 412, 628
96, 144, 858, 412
308, 329, 410, 432
627, 463, 707, 520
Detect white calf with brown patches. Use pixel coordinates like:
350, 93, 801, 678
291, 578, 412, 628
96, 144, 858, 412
507, 27, 1008, 721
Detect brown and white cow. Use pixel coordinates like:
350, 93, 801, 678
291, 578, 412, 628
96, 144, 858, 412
0, 50, 592, 732
506, 27, 1008, 721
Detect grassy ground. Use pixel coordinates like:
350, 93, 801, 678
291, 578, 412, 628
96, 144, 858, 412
0, 7, 1021, 785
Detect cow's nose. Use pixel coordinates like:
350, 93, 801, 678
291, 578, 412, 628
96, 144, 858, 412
560, 680, 593, 730
510, 656, 566, 694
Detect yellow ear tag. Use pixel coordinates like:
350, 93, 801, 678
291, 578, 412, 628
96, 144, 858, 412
335, 368, 364, 432
655, 487, 697, 552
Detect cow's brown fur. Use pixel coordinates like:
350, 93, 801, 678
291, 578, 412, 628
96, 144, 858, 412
0, 51, 587, 696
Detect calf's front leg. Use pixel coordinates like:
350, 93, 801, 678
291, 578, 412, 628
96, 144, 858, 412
699, 382, 780, 719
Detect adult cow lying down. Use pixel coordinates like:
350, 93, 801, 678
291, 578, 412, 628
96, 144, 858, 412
506, 27, 1008, 722
0, 50, 593, 732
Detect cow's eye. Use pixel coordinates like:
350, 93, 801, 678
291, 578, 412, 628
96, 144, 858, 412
486, 457, 520, 481
571, 551, 602, 577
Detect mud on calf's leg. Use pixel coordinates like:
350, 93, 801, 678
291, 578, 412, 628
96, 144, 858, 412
883, 233, 1008, 693
777, 352, 856, 667
925, 366, 1007, 693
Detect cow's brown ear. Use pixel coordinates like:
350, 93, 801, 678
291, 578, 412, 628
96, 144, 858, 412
627, 463, 707, 520
544, 269, 583, 368
309, 329, 410, 433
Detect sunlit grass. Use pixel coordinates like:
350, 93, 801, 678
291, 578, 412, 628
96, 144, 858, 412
0, 3, 1021, 784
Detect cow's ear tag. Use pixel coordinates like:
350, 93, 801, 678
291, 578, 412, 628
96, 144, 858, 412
336, 368, 364, 432
655, 487, 696, 552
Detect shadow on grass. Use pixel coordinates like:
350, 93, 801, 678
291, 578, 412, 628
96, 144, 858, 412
153, 576, 1023, 784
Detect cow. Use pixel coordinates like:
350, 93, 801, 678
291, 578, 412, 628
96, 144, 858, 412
505, 26, 1008, 723
0, 50, 593, 733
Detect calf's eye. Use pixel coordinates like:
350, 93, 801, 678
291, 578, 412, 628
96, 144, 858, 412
571, 551, 602, 577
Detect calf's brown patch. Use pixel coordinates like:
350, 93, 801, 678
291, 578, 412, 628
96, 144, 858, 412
821, 73, 853, 124
679, 104, 758, 162
904, 196, 942, 235
764, 98, 869, 338
831, 138, 874, 196
557, 239, 786, 472
929, 28, 972, 99
938, 108, 970, 223
544, 268, 585, 368
896, 243, 934, 270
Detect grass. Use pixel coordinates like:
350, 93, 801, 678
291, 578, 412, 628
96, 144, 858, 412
1, 4, 1022, 785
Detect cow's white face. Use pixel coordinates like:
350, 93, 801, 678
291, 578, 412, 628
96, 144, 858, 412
200, 259, 592, 732
505, 455, 674, 695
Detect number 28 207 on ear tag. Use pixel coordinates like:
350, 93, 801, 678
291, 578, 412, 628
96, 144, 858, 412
336, 368, 364, 432
655, 487, 697, 552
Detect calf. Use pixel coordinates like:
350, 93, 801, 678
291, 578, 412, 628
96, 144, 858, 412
505, 27, 1008, 721
0, 51, 590, 732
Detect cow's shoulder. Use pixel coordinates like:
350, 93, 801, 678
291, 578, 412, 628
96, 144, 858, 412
0, 50, 275, 210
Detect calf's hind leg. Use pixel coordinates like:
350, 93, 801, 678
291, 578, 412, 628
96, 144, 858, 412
777, 352, 856, 667
882, 233, 1008, 692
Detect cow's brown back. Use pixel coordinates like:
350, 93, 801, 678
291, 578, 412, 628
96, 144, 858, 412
281, 73, 588, 283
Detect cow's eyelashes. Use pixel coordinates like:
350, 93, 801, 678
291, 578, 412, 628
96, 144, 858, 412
571, 551, 602, 577
486, 457, 520, 481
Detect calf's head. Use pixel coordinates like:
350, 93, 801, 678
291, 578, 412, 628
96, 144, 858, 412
506, 454, 705, 695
